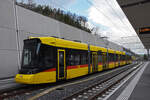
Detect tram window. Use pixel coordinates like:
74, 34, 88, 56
38, 45, 54, 68
120, 55, 122, 61
115, 54, 117, 61
102, 52, 107, 63
80, 53, 87, 65
111, 54, 114, 62
116, 54, 118, 61
113, 54, 115, 62
90, 53, 92, 63
74, 54, 80, 65
113, 54, 115, 61
117, 55, 119, 61
118, 55, 120, 61
109, 54, 111, 62
67, 50, 88, 66
108, 53, 113, 62
129, 56, 131, 60
86, 54, 88, 64
98, 54, 102, 63
23, 50, 32, 66
126, 55, 128, 60
122, 55, 124, 61
123, 55, 125, 60
121, 55, 123, 61
112, 54, 114, 61
67, 54, 75, 66
127, 56, 129, 60
59, 52, 64, 66
108, 53, 110, 62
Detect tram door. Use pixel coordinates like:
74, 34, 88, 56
114, 53, 116, 67
92, 52, 98, 72
102, 52, 107, 70
118, 54, 120, 66
57, 49, 66, 80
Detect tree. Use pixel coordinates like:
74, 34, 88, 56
16, 1, 92, 33
42, 6, 51, 16
81, 16, 87, 28
28, 0, 33, 5
56, 8, 61, 21
34, 5, 43, 14
91, 26, 99, 35
78, 16, 82, 25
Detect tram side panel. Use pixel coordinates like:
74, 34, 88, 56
16, 44, 58, 84
34, 45, 57, 84
66, 49, 89, 79
97, 53, 103, 72
108, 53, 115, 69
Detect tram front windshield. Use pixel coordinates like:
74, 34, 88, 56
22, 39, 40, 68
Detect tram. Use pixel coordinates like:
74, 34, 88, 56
15, 37, 132, 84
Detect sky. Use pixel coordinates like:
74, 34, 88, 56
18, 0, 147, 54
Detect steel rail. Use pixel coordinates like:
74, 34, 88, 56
63, 63, 142, 100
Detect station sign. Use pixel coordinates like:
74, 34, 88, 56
139, 27, 150, 34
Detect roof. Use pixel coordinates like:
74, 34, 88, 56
117, 0, 150, 49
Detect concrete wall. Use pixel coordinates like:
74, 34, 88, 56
16, 6, 123, 50
0, 0, 123, 79
0, 0, 19, 79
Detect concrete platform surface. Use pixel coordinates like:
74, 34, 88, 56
128, 62, 150, 100
113, 62, 150, 100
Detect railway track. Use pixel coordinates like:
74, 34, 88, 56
0, 85, 39, 99
0, 83, 56, 100
0, 63, 140, 100
63, 63, 143, 100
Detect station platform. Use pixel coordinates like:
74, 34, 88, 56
109, 61, 150, 100
128, 61, 150, 100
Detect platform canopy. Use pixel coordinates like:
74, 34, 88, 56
117, 0, 150, 49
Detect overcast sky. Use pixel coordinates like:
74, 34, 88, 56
18, 0, 147, 54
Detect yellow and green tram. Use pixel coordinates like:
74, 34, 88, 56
15, 37, 132, 84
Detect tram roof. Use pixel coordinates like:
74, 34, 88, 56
122, 52, 126, 55
108, 49, 115, 53
90, 45, 107, 52
30, 37, 123, 53
116, 50, 122, 54
32, 37, 88, 50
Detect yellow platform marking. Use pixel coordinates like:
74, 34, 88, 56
28, 64, 134, 100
